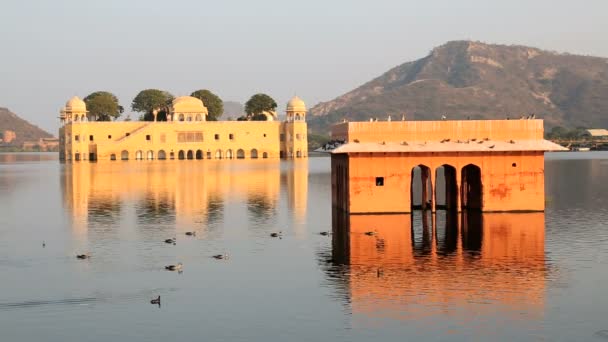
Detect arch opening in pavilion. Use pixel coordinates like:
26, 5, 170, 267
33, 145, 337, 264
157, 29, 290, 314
411, 165, 433, 210
461, 164, 482, 211
435, 165, 458, 210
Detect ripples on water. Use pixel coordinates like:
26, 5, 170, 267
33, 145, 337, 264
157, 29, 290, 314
1, 152, 608, 341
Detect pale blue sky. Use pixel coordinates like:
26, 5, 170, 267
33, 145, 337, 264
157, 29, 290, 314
1, 0, 606, 133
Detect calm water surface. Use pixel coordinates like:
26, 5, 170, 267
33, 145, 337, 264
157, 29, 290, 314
1, 152, 608, 341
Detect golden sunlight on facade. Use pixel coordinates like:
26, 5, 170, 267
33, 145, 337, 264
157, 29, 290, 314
331, 120, 568, 212
62, 160, 308, 235
331, 211, 546, 326
58, 95, 308, 162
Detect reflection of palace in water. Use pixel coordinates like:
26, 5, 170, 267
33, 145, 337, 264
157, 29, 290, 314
330, 211, 546, 324
62, 160, 308, 232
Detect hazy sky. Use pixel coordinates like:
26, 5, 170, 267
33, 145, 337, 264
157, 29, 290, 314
1, 0, 606, 133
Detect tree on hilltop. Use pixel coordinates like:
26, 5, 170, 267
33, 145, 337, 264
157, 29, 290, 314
131, 89, 174, 121
190, 89, 224, 121
84, 91, 123, 121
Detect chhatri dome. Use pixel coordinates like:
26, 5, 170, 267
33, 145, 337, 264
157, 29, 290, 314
286, 96, 306, 112
65, 96, 87, 112
172, 96, 208, 114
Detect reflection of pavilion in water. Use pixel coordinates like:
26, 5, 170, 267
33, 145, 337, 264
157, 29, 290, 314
330, 210, 546, 325
62, 160, 308, 232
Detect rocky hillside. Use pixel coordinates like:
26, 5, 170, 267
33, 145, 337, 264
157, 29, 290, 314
0, 107, 53, 145
309, 41, 608, 134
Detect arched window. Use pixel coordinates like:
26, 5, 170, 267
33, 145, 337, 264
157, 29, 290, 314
147, 150, 154, 160
187, 116, 192, 122
296, 150, 302, 158
250, 149, 258, 159
206, 150, 212, 159
237, 149, 245, 159
187, 150, 194, 160
178, 150, 185, 160
135, 150, 143, 160
196, 150, 203, 160
262, 152, 268, 159
178, 114, 185, 121
215, 149, 222, 159
110, 154, 116, 161
195, 114, 202, 121
158, 150, 167, 160
75, 153, 80, 161
295, 114, 300, 121
226, 149, 233, 159
121, 150, 129, 160
170, 151, 175, 160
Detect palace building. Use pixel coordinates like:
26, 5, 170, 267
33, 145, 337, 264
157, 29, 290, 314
58, 95, 308, 162
331, 119, 568, 213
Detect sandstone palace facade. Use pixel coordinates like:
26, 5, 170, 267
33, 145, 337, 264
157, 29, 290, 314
58, 95, 308, 162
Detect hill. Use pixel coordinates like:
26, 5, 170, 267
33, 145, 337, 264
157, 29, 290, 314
0, 107, 54, 145
223, 101, 245, 120
308, 41, 608, 134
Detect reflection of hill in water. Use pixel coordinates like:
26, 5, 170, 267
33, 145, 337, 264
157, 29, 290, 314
327, 211, 546, 327
62, 160, 308, 234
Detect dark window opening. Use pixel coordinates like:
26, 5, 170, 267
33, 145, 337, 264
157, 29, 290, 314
108, 135, 112, 139
75, 135, 79, 141
376, 177, 384, 186
263, 133, 267, 137
512, 162, 517, 167
146, 135, 151, 141
89, 135, 94, 141
126, 133, 130, 137
229, 134, 234, 140
214, 134, 219, 140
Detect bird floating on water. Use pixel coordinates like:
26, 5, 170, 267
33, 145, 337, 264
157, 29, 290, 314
42, 241, 46, 248
76, 253, 90, 260
164, 238, 176, 245
319, 231, 330, 236
165, 263, 182, 271
185, 232, 196, 236
364, 231, 377, 236
150, 296, 160, 305
270, 232, 282, 238
212, 254, 229, 260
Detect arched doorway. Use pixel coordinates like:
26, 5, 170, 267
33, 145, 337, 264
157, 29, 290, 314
135, 150, 143, 160
187, 150, 193, 160
296, 150, 302, 158
178, 150, 185, 160
262, 152, 268, 159
226, 149, 233, 159
215, 149, 222, 159
110, 154, 116, 161
461, 164, 482, 211
158, 150, 166, 160
435, 165, 458, 210
280, 151, 285, 158
170, 151, 175, 160
121, 150, 129, 160
196, 150, 203, 160
237, 149, 245, 159
147, 150, 154, 160
250, 149, 258, 159
206, 150, 212, 159
411, 165, 433, 210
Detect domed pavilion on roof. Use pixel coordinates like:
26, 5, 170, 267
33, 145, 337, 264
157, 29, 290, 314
58, 94, 308, 162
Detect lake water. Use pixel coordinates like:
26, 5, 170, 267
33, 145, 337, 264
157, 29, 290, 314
1, 152, 608, 341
